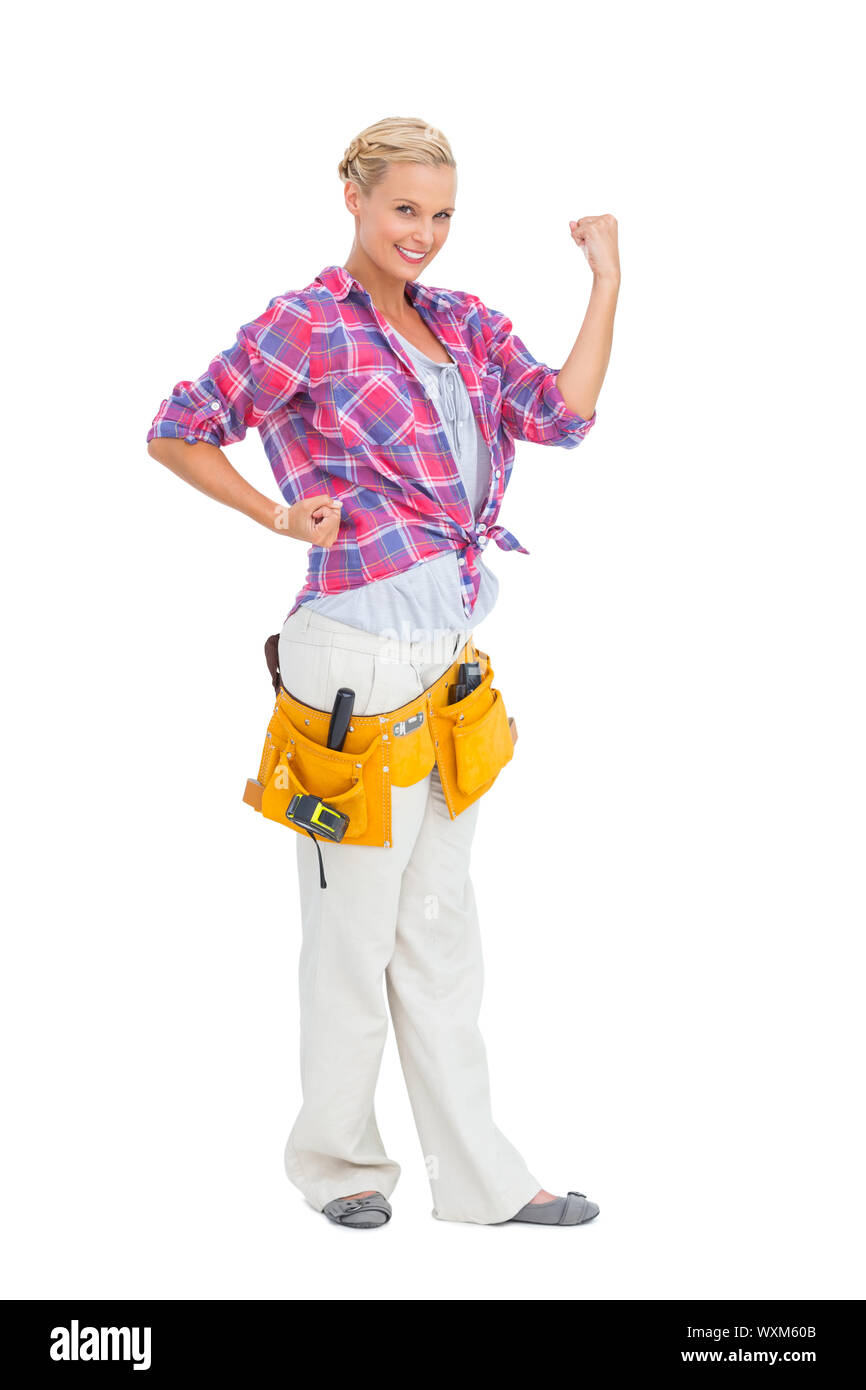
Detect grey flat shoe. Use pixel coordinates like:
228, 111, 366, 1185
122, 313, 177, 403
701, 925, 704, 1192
507, 1190, 599, 1225
322, 1192, 392, 1228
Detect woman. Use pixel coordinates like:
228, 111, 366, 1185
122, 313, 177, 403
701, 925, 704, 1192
146, 116, 619, 1229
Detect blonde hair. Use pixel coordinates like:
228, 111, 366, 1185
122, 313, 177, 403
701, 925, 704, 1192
338, 116, 456, 194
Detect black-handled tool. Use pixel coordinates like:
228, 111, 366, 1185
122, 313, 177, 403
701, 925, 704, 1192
449, 661, 482, 704
293, 687, 356, 890
328, 687, 356, 750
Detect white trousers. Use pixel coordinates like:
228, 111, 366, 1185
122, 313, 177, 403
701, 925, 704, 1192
277, 604, 540, 1224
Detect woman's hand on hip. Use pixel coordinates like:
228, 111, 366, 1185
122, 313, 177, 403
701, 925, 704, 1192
278, 495, 343, 548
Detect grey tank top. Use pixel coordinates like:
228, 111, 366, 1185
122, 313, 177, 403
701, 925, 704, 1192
299, 325, 499, 637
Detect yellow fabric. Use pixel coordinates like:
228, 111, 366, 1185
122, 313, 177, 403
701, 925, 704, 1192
244, 640, 516, 848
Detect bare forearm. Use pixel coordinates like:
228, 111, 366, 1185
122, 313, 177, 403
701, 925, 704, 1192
146, 438, 289, 533
555, 273, 620, 420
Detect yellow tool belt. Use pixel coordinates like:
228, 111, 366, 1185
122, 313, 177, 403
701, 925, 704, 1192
243, 634, 517, 851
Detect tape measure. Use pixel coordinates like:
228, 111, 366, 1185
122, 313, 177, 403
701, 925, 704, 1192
286, 792, 351, 889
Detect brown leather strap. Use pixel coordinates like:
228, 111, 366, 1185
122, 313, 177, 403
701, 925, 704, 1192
264, 633, 282, 694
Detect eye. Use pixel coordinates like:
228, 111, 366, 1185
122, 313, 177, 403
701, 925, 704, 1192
396, 205, 452, 219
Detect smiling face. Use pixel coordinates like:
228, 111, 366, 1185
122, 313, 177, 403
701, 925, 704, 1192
344, 160, 457, 282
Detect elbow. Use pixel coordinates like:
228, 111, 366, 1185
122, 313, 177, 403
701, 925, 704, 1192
147, 435, 191, 466
147, 437, 172, 463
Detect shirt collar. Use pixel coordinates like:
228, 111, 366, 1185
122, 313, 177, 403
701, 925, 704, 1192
315, 263, 451, 312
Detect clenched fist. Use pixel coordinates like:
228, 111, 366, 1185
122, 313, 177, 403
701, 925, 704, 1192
569, 213, 620, 283
274, 495, 343, 548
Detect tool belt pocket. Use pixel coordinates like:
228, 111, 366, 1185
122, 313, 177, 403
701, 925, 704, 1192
433, 659, 516, 814
254, 700, 386, 845
452, 687, 514, 796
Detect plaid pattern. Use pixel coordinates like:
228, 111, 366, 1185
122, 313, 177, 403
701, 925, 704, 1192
146, 263, 596, 620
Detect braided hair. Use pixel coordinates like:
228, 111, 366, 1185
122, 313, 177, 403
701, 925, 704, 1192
338, 116, 456, 193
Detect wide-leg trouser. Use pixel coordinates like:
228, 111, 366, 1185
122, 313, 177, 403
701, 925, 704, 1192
278, 604, 540, 1224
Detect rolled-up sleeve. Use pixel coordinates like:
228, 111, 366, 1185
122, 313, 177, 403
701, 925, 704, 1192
471, 296, 596, 449
146, 293, 311, 447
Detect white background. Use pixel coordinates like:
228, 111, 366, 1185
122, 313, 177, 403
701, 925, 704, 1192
3, 0, 864, 1301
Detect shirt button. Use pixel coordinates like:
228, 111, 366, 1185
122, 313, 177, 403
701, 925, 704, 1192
210, 401, 220, 411
478, 522, 486, 531
494, 468, 501, 478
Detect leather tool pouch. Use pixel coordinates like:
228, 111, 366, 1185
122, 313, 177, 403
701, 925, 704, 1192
430, 661, 516, 813
243, 632, 518, 850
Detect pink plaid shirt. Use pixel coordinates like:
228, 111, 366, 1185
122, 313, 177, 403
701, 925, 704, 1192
146, 263, 597, 620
